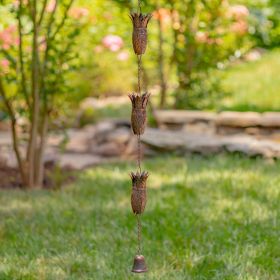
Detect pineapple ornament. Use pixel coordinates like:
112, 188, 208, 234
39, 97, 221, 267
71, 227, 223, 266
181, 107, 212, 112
128, 0, 152, 274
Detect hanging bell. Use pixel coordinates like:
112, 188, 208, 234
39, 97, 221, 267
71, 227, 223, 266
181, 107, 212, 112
132, 255, 148, 273
128, 93, 150, 135
130, 13, 152, 55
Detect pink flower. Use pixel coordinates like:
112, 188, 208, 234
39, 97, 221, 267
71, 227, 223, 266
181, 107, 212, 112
195, 31, 223, 45
6, 25, 17, 33
69, 7, 89, 19
39, 36, 47, 52
103, 12, 113, 21
102, 35, 123, 52
13, 0, 28, 9
228, 5, 249, 20
117, 51, 129, 61
0, 59, 10, 74
153, 8, 171, 25
94, 45, 103, 53
231, 21, 248, 35
46, 0, 56, 13
0, 25, 19, 50
195, 31, 208, 43
0, 31, 13, 49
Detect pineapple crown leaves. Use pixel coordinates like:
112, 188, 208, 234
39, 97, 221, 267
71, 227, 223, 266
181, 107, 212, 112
130, 12, 152, 28
128, 93, 150, 109
130, 171, 149, 186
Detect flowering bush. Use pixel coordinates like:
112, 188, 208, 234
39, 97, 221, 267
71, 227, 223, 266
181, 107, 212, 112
69, 7, 89, 19
102, 35, 124, 52
0, 1, 89, 188
0, 25, 19, 51
162, 0, 252, 109
0, 59, 10, 74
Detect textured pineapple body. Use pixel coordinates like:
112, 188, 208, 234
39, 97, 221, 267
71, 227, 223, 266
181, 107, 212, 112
131, 187, 147, 214
133, 28, 147, 55
131, 108, 147, 135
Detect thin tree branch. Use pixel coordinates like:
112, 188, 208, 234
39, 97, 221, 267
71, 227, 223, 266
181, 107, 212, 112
40, 0, 58, 109
1, 49, 17, 68
27, 0, 40, 187
18, 0, 31, 110
38, 0, 48, 26
0, 77, 26, 185
50, 0, 75, 41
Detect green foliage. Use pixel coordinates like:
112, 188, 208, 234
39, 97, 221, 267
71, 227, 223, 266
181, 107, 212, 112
171, 0, 251, 108
1, 0, 279, 113
219, 48, 280, 112
78, 107, 98, 127
174, 71, 228, 110
0, 154, 279, 278
244, 0, 280, 47
0, 0, 87, 115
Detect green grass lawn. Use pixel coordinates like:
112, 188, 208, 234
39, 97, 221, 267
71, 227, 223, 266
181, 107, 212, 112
220, 49, 280, 112
0, 155, 279, 279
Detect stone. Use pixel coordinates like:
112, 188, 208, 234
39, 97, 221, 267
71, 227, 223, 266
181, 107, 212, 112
107, 128, 131, 145
65, 129, 92, 153
156, 110, 217, 125
142, 128, 280, 159
142, 129, 187, 151
0, 132, 12, 146
0, 147, 17, 168
94, 142, 125, 157
94, 121, 116, 144
245, 127, 261, 135
0, 121, 10, 131
261, 113, 280, 128
58, 153, 102, 170
123, 137, 138, 156
221, 135, 280, 158
183, 122, 216, 135
270, 133, 280, 143
47, 134, 65, 147
186, 137, 224, 155
216, 112, 262, 128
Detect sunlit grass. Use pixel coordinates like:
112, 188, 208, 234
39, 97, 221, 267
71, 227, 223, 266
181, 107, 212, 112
0, 154, 279, 279
220, 49, 280, 112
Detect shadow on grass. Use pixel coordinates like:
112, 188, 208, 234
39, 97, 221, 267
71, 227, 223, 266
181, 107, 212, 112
0, 154, 279, 279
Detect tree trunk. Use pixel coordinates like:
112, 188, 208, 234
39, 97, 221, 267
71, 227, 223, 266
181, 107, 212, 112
27, 0, 40, 188
0, 78, 27, 186
34, 113, 48, 187
157, 17, 167, 108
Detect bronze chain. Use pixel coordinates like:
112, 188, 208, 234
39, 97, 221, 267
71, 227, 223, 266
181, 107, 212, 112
138, 0, 142, 14
129, 0, 151, 272
136, 0, 143, 257
137, 55, 142, 95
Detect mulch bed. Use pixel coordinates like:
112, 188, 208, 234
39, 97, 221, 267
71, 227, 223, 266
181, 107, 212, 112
0, 162, 76, 190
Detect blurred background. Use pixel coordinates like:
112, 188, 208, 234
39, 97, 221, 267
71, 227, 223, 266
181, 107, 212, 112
0, 0, 279, 279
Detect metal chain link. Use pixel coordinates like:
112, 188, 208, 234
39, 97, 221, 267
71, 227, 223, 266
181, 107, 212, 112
137, 213, 142, 254
137, 55, 142, 95
138, 0, 142, 14
135, 0, 144, 257
137, 134, 142, 173
136, 134, 142, 254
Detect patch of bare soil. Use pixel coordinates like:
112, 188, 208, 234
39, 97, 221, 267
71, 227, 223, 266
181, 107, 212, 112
0, 161, 76, 190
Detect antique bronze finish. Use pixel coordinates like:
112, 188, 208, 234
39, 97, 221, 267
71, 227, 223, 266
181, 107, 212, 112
129, 93, 150, 135
130, 13, 152, 55
132, 255, 148, 273
128, 0, 152, 274
130, 171, 148, 214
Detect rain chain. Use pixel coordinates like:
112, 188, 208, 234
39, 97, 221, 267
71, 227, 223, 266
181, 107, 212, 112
128, 0, 152, 274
